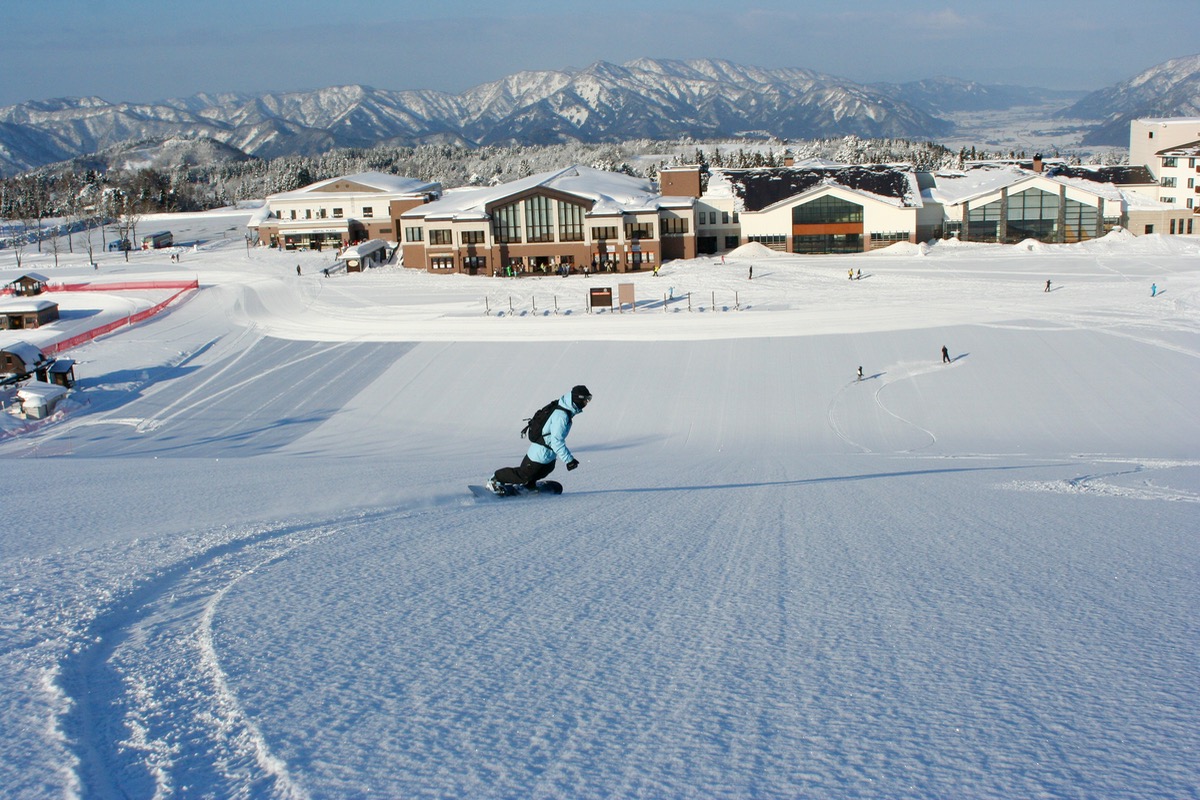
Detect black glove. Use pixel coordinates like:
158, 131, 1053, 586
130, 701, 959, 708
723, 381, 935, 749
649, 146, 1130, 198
566, 459, 579, 471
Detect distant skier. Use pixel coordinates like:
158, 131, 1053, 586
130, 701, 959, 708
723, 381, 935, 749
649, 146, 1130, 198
488, 385, 591, 494
748, 265, 753, 280
942, 345, 950, 364
849, 269, 854, 281
1045, 279, 1052, 292
296, 265, 301, 276
856, 269, 861, 280
857, 366, 864, 382
1151, 283, 1158, 297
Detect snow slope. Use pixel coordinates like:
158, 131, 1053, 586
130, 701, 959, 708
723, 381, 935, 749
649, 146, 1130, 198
1, 212, 1198, 799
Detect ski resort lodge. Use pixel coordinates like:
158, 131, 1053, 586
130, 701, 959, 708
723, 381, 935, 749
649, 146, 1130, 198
248, 119, 1197, 273
251, 172, 441, 251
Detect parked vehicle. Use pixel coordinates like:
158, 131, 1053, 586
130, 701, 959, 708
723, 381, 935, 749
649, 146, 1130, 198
142, 231, 173, 249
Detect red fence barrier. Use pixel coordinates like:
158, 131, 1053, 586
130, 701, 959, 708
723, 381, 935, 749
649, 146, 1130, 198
41, 280, 200, 355
48, 280, 199, 293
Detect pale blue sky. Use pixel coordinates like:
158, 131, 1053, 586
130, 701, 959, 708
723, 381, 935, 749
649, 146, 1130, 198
4, 0, 1197, 105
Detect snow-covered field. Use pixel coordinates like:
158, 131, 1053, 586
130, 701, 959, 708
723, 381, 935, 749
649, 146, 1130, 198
2, 210, 1198, 799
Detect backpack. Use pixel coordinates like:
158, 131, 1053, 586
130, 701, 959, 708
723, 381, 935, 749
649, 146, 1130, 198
521, 400, 573, 447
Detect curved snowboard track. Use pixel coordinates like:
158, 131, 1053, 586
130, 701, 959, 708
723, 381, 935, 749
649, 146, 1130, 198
55, 504, 440, 800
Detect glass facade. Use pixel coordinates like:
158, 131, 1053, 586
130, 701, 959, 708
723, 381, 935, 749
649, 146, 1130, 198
967, 187, 1099, 243
492, 202, 521, 243
558, 200, 585, 241
792, 234, 861, 254
526, 195, 554, 242
792, 196, 863, 225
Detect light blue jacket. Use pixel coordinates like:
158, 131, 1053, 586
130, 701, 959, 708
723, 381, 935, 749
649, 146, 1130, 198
527, 392, 583, 464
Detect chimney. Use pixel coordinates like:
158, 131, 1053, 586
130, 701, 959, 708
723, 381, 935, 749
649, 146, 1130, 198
659, 165, 703, 199
1033, 153, 1044, 173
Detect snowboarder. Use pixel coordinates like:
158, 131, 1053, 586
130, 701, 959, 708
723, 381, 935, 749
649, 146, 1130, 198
942, 345, 950, 364
1045, 279, 1052, 292
1151, 283, 1158, 297
857, 366, 864, 382
488, 385, 591, 494
856, 269, 861, 280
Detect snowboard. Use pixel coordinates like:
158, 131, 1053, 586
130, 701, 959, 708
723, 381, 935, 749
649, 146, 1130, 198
469, 480, 563, 499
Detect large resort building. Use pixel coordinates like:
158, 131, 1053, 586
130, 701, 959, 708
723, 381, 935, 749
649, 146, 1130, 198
251, 172, 441, 251
249, 119, 1197, 273
398, 166, 695, 276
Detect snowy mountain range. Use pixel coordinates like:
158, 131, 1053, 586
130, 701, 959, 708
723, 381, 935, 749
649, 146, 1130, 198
1057, 54, 1200, 145
0, 55, 1195, 177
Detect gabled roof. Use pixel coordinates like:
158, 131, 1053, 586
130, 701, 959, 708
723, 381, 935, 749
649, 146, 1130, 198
0, 340, 45, 369
401, 165, 664, 222
268, 171, 440, 201
0, 297, 58, 313
708, 165, 921, 212
9, 272, 50, 284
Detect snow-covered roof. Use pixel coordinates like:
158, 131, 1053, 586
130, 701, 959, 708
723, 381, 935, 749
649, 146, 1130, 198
401, 165, 664, 222
340, 239, 388, 259
0, 297, 58, 313
707, 165, 922, 212
9, 272, 50, 284
17, 382, 68, 403
1158, 139, 1200, 157
0, 340, 45, 369
267, 171, 440, 202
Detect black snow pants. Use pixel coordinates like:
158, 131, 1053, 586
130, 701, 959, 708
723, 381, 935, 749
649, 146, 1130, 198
493, 455, 556, 488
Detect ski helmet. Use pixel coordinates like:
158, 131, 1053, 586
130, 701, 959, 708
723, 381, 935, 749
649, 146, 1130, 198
571, 385, 592, 408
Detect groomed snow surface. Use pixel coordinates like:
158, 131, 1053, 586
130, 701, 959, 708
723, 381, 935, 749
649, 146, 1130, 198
2, 212, 1199, 799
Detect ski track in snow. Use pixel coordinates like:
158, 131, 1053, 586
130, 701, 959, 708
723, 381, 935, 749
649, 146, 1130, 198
49, 500, 462, 799
827, 360, 940, 454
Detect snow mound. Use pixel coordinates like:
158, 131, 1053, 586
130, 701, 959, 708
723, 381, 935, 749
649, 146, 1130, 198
726, 241, 785, 259
864, 241, 928, 256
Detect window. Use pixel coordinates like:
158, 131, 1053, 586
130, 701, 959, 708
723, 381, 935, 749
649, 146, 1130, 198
525, 195, 554, 242
793, 196, 863, 225
558, 201, 585, 241
1162, 197, 1176, 204
305, 209, 312, 219
405, 227, 423, 242
1189, 219, 1194, 234
290, 210, 296, 220
1162, 177, 1177, 188
493, 201, 521, 243
1190, 158, 1196, 168
430, 256, 455, 270
1145, 224, 1155, 234
591, 225, 618, 240
333, 207, 344, 218
461, 230, 485, 245
1189, 179, 1195, 189
660, 217, 689, 235
1162, 157, 1177, 168
1170, 219, 1176, 235
870, 231, 911, 243
725, 236, 740, 249
429, 229, 453, 245
722, 211, 730, 225
318, 208, 327, 219
625, 222, 654, 240
362, 207, 374, 218
710, 212, 718, 225
463, 256, 486, 273
732, 212, 739, 223
747, 235, 787, 251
